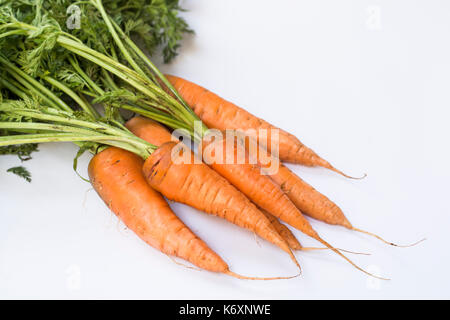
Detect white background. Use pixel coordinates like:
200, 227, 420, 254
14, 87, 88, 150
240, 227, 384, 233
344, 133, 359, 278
1, 0, 450, 299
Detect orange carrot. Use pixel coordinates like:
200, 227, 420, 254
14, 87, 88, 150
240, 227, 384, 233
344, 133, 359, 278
89, 147, 294, 280
127, 118, 315, 246
88, 147, 227, 272
128, 117, 380, 277
164, 77, 423, 248
200, 135, 382, 273
126, 116, 173, 146
125, 117, 342, 248
126, 117, 312, 244
127, 117, 303, 250
201, 136, 315, 229
127, 118, 324, 246
166, 74, 363, 179
258, 157, 422, 247
268, 161, 353, 228
139, 141, 300, 270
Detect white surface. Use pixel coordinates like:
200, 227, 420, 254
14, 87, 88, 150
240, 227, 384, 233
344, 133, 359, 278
1, 0, 450, 299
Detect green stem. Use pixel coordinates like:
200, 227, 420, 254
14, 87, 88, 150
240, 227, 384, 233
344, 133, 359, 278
109, 19, 204, 130
58, 33, 199, 132
59, 40, 161, 103
42, 75, 99, 118
0, 29, 28, 39
0, 106, 152, 151
0, 55, 73, 112
3, 20, 206, 139
58, 36, 148, 85
0, 77, 28, 99
69, 56, 105, 95
0, 122, 103, 136
89, 0, 147, 79
5, 67, 64, 111
0, 132, 150, 159
118, 104, 191, 132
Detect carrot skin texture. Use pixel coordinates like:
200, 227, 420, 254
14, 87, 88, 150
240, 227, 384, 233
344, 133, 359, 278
88, 147, 228, 273
202, 136, 319, 234
126, 117, 173, 146
127, 117, 321, 242
165, 74, 331, 168
272, 164, 352, 228
142, 141, 294, 257
127, 119, 379, 277
127, 117, 306, 249
130, 86, 352, 228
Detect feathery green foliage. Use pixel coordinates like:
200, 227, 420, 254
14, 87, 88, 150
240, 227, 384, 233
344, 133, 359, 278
7, 166, 32, 182
0, 143, 38, 160
0, 0, 204, 182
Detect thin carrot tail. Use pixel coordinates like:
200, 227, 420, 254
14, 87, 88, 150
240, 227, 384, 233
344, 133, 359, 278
285, 246, 302, 274
319, 158, 367, 180
225, 270, 300, 280
351, 227, 426, 248
315, 236, 390, 280
300, 247, 371, 256
329, 166, 367, 180
279, 136, 367, 180
256, 219, 302, 273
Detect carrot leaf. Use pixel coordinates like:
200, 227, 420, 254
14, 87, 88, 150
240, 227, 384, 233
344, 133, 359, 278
0, 143, 38, 161
6, 166, 32, 182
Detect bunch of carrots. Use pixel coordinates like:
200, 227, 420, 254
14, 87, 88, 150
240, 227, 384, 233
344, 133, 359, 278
0, 0, 422, 280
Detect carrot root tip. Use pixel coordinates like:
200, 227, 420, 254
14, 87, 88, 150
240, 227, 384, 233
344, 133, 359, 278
352, 228, 427, 248
316, 236, 389, 280
331, 167, 367, 180
300, 247, 371, 256
225, 270, 300, 281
